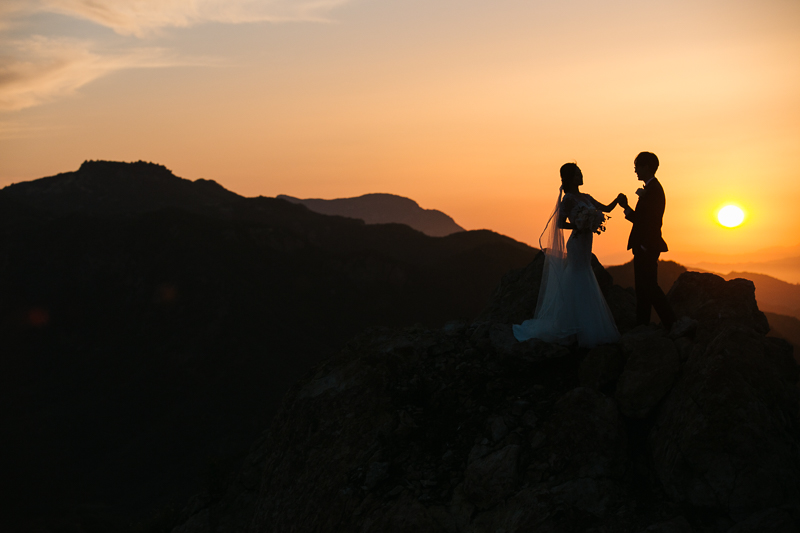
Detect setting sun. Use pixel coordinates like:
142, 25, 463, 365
718, 205, 745, 228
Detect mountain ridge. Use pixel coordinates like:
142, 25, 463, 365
277, 193, 466, 237
0, 160, 537, 531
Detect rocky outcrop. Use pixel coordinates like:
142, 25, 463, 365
172, 268, 799, 533
650, 326, 799, 519
667, 272, 770, 339
615, 326, 681, 418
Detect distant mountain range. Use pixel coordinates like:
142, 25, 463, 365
0, 161, 534, 531
689, 256, 800, 285
277, 193, 465, 237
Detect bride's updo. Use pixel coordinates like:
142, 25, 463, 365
560, 162, 580, 189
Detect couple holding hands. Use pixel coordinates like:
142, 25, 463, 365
513, 151, 676, 348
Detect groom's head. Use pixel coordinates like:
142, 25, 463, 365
634, 152, 659, 181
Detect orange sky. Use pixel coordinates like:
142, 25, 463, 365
1, 0, 799, 270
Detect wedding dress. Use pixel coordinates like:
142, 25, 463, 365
513, 191, 620, 348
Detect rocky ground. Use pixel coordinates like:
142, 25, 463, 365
170, 257, 800, 533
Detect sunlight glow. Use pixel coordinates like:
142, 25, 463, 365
718, 205, 745, 228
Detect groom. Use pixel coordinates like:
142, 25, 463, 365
619, 152, 676, 330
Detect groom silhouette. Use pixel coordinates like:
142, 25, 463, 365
619, 152, 676, 329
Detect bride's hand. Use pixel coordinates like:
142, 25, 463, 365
616, 193, 628, 207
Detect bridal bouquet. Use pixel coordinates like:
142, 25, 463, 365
573, 205, 608, 234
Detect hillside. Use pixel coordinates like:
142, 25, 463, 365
170, 260, 799, 533
278, 193, 466, 237
0, 161, 536, 531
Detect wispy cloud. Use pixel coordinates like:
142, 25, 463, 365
27, 0, 351, 36
0, 0, 351, 112
0, 36, 178, 111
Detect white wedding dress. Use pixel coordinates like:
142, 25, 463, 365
513, 192, 620, 348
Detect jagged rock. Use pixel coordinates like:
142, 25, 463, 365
650, 326, 800, 519
359, 493, 445, 532
469, 487, 545, 532
463, 445, 521, 509
669, 316, 698, 340
608, 284, 638, 333
641, 515, 693, 532
726, 508, 798, 533
615, 327, 680, 418
668, 272, 769, 339
550, 477, 616, 517
545, 387, 627, 481
173, 260, 800, 533
579, 343, 625, 390
479, 252, 545, 325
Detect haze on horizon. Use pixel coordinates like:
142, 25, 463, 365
1, 0, 799, 269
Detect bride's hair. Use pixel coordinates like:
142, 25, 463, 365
560, 162, 580, 188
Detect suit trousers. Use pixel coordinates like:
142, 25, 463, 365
633, 248, 676, 328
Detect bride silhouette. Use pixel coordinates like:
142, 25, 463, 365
513, 163, 621, 348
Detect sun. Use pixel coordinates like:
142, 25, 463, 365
717, 205, 745, 228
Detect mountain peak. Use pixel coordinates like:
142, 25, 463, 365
0, 160, 241, 216
278, 193, 465, 237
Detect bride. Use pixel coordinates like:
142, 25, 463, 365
513, 163, 622, 348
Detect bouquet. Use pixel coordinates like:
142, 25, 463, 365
572, 205, 608, 234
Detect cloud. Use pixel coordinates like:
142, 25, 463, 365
0, 36, 178, 111
39, 0, 352, 36
0, 0, 352, 112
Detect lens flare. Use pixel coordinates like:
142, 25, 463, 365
717, 205, 745, 228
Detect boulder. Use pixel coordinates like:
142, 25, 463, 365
463, 445, 521, 509
650, 325, 800, 519
579, 343, 625, 391
640, 516, 693, 533
615, 327, 680, 418
726, 508, 798, 533
479, 252, 545, 325
545, 387, 627, 481
668, 272, 769, 339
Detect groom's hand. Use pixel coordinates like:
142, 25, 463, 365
617, 193, 628, 207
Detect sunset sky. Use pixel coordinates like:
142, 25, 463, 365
1, 0, 799, 270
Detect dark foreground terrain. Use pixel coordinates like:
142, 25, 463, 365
0, 161, 536, 531
171, 257, 800, 533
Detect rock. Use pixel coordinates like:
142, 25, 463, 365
579, 344, 625, 390
650, 325, 800, 519
545, 387, 627, 481
615, 330, 680, 418
668, 316, 698, 340
640, 515, 693, 533
488, 416, 509, 442
726, 508, 798, 533
668, 272, 769, 339
442, 320, 467, 337
489, 323, 518, 354
364, 461, 390, 490
479, 253, 545, 325
463, 445, 521, 509
469, 485, 552, 533
359, 493, 444, 533
521, 409, 539, 429
551, 477, 614, 517
607, 284, 638, 333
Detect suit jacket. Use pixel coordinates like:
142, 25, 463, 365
625, 177, 668, 252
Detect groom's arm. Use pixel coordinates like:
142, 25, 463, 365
619, 194, 637, 221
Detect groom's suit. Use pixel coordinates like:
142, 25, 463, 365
624, 178, 676, 328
